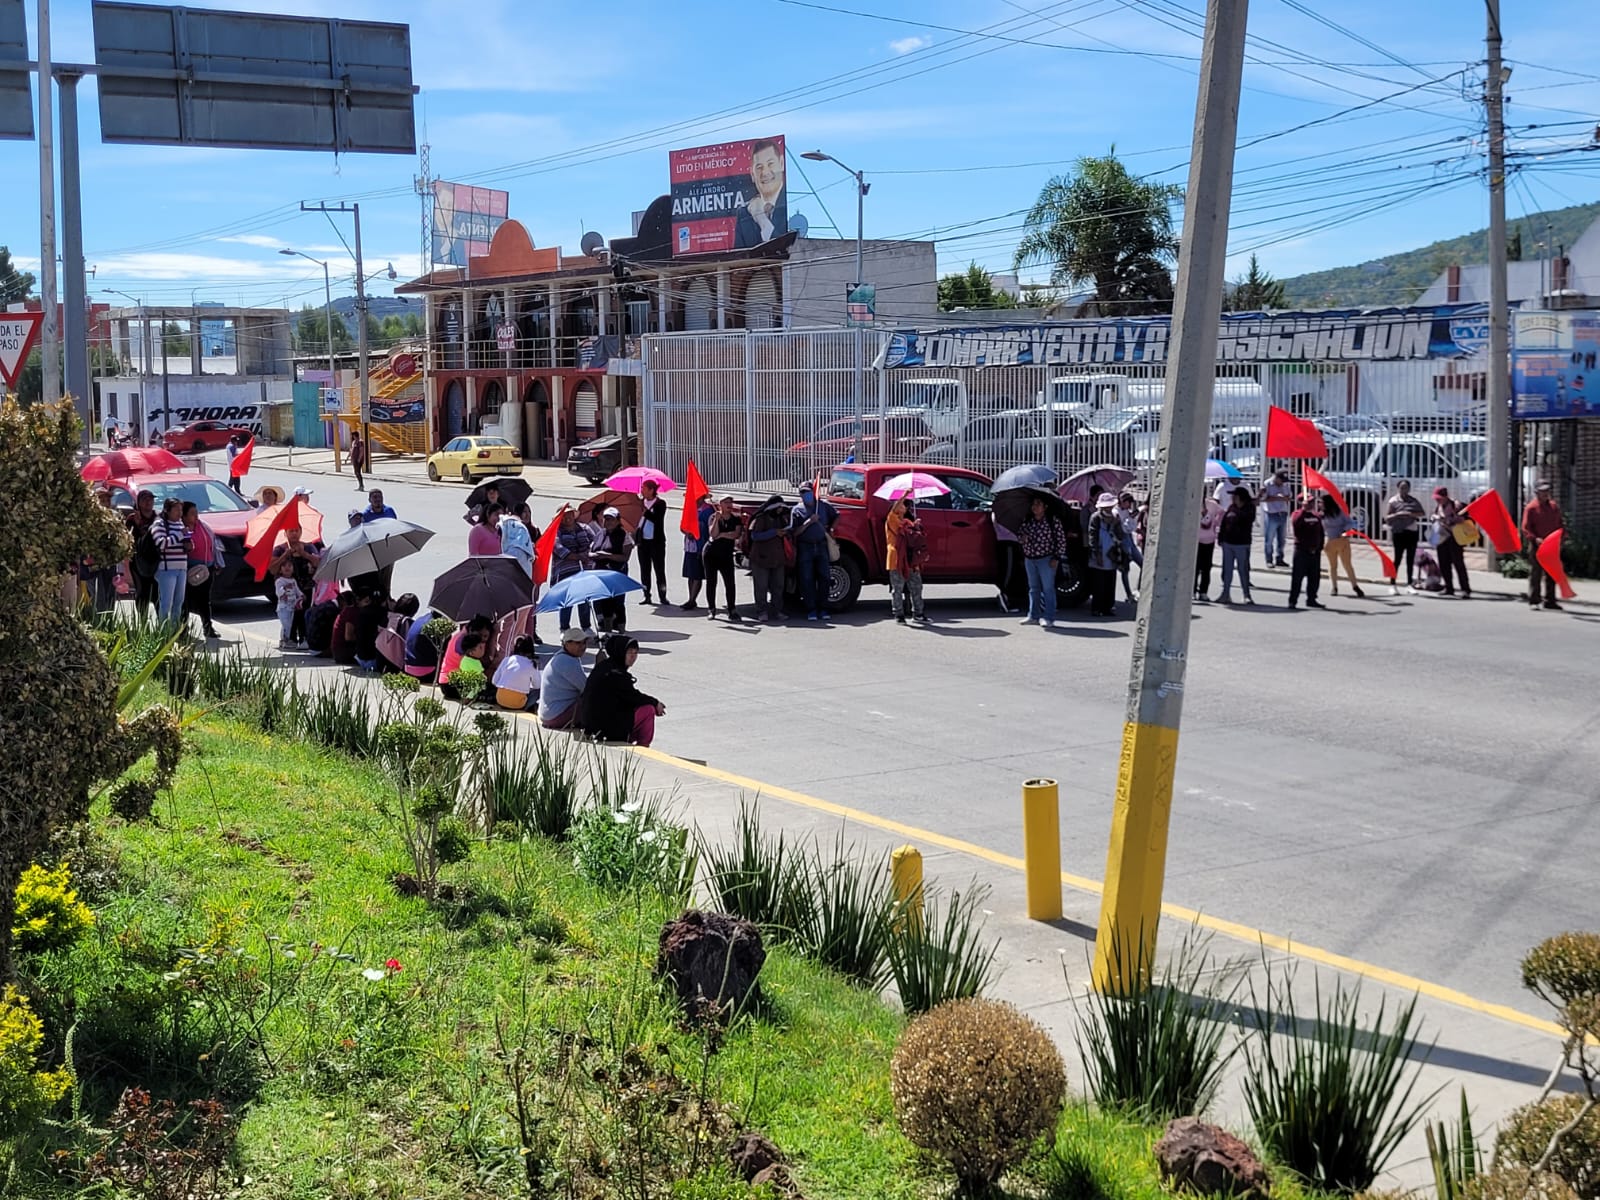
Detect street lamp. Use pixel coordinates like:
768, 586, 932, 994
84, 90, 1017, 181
106, 287, 152, 439
280, 247, 338, 436
802, 149, 871, 464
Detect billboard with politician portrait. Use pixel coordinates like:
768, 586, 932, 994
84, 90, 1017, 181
669, 136, 787, 256
432, 181, 509, 267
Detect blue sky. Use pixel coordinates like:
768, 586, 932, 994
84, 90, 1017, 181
4, 0, 1598, 314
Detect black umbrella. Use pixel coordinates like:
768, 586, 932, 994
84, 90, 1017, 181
992, 463, 1056, 492
465, 476, 533, 511
429, 555, 534, 621
992, 485, 1071, 535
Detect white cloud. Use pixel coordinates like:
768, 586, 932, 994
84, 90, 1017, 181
888, 35, 932, 56
216, 234, 286, 249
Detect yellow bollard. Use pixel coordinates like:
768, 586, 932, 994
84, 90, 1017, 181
890, 845, 924, 933
1022, 778, 1062, 921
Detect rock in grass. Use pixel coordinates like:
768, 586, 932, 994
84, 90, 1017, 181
1154, 1117, 1272, 1200
656, 909, 765, 1019
729, 1131, 800, 1194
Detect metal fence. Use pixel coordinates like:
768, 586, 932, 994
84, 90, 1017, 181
642, 328, 1489, 536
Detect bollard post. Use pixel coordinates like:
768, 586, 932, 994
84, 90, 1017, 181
890, 845, 924, 933
1023, 778, 1062, 921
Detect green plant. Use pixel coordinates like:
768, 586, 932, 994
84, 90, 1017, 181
799, 834, 894, 988
300, 677, 377, 758
483, 730, 584, 841
891, 998, 1066, 1196
1241, 969, 1436, 1193
375, 717, 481, 901
1500, 554, 1532, 579
1428, 1089, 1482, 1200
12, 861, 96, 954
886, 883, 997, 1017
0, 984, 71, 1137
1465, 1167, 1580, 1200
1076, 929, 1238, 1121
572, 793, 693, 899
1497, 1097, 1600, 1199
699, 800, 814, 942
1522, 934, 1600, 1010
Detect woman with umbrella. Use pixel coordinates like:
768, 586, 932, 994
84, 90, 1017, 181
637, 479, 670, 605
1015, 494, 1070, 628
590, 507, 635, 634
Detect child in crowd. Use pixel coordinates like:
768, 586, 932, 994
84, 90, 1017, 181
274, 560, 301, 649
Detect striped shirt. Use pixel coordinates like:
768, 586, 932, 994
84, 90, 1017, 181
153, 518, 190, 568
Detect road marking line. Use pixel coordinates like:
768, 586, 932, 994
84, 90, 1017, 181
220, 619, 1571, 1041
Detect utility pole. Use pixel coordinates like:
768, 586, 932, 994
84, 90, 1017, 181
1484, 0, 1511, 569
58, 68, 90, 447
36, 0, 59, 407
1091, 0, 1250, 992
300, 201, 372, 465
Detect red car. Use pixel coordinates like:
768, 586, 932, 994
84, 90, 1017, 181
104, 471, 267, 603
161, 421, 253, 454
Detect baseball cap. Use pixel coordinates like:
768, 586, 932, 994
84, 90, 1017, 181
798, 480, 815, 492
560, 627, 589, 645
602, 506, 620, 517
1536, 480, 1553, 491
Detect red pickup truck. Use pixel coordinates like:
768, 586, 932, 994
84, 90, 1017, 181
738, 462, 1087, 612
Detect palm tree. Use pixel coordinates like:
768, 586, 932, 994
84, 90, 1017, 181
1013, 153, 1181, 316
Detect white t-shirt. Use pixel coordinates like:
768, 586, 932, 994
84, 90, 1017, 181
492, 654, 540, 695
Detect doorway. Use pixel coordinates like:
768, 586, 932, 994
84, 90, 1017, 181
523, 379, 549, 460
444, 380, 467, 439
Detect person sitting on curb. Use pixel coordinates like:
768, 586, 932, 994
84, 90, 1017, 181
440, 631, 488, 702
539, 627, 591, 730
493, 635, 540, 711
575, 634, 665, 747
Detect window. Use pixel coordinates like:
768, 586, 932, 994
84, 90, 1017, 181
446, 438, 468, 452
144, 479, 252, 513
943, 475, 994, 511
475, 437, 512, 448
829, 468, 866, 499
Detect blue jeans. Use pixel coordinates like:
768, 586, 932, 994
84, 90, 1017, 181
1024, 556, 1057, 622
795, 540, 831, 616
155, 566, 187, 623
1262, 512, 1287, 564
552, 571, 591, 631
1219, 543, 1252, 599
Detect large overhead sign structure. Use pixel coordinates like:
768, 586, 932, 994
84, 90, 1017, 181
0, 0, 29, 139
91, 2, 415, 153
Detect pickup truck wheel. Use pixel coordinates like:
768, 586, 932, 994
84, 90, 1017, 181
826, 554, 864, 612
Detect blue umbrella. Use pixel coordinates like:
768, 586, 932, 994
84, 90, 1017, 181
536, 570, 643, 613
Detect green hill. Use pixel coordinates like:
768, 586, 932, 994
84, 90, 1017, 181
1277, 199, 1600, 309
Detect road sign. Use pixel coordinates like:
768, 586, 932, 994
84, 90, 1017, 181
0, 0, 30, 140
0, 311, 43, 386
495, 323, 516, 353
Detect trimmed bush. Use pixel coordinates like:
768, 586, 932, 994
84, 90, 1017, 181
12, 861, 95, 954
0, 985, 71, 1137
891, 997, 1066, 1196
1522, 933, 1600, 1009
1497, 1097, 1600, 1200
1466, 1167, 1580, 1200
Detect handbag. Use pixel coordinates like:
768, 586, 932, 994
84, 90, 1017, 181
186, 564, 210, 586
1452, 518, 1480, 547
781, 533, 797, 569
825, 532, 841, 564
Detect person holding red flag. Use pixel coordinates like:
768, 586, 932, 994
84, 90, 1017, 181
678, 460, 712, 611
1521, 481, 1566, 611
1430, 487, 1472, 599
1287, 492, 1326, 610
226, 433, 253, 494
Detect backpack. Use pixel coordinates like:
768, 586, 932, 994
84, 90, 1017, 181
900, 519, 928, 568
132, 523, 160, 575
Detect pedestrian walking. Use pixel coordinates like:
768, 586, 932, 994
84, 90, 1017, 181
125, 489, 159, 617
1115, 492, 1144, 603
1320, 497, 1364, 598
680, 493, 714, 611
1384, 479, 1425, 592
225, 433, 248, 495
788, 481, 838, 621
467, 505, 503, 556
1521, 480, 1565, 611
1260, 470, 1292, 568
1017, 495, 1069, 627
1431, 487, 1472, 599
1086, 492, 1131, 618
151, 497, 191, 623
1195, 488, 1222, 601
1216, 486, 1257, 605
745, 495, 790, 621
637, 480, 669, 605
591, 507, 635, 633
551, 508, 595, 633
702, 496, 744, 622
887, 497, 928, 623
1287, 493, 1325, 610
349, 431, 366, 491
180, 501, 222, 639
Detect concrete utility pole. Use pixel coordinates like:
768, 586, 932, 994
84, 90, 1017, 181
36, 0, 59, 406
300, 201, 372, 462
1484, 0, 1511, 568
58, 69, 90, 447
1092, 0, 1250, 992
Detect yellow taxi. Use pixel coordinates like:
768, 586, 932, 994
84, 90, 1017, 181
427, 435, 524, 483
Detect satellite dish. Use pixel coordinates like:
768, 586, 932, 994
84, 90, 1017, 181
790, 213, 810, 238
580, 231, 606, 258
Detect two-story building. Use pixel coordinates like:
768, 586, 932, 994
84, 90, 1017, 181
396, 192, 936, 460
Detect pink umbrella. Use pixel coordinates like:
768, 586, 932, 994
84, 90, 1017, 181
872, 471, 951, 501
603, 466, 678, 493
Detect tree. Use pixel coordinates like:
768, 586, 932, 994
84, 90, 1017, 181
938, 262, 1018, 312
0, 246, 35, 306
1020, 282, 1064, 309
296, 304, 352, 354
1224, 254, 1288, 312
160, 321, 190, 359
1013, 152, 1181, 317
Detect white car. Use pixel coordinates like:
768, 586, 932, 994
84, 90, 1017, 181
1318, 435, 1489, 533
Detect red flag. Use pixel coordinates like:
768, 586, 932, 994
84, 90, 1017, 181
1349, 532, 1397, 580
1536, 528, 1577, 599
680, 459, 709, 537
244, 494, 301, 582
231, 436, 254, 477
532, 505, 565, 586
1302, 465, 1348, 516
1461, 490, 1521, 554
1266, 406, 1328, 459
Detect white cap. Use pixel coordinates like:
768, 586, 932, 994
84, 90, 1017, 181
603, 506, 620, 517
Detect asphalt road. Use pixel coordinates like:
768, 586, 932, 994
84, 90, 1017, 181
206, 456, 1600, 1020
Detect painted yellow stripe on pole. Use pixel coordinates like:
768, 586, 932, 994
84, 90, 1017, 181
1093, 720, 1180, 991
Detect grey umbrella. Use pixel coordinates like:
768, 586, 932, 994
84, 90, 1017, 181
992, 463, 1056, 492
429, 555, 534, 621
314, 517, 435, 583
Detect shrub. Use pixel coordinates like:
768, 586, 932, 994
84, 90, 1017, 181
0, 984, 71, 1137
1077, 929, 1238, 1121
12, 861, 96, 954
78, 1087, 235, 1200
300, 678, 376, 758
1242, 970, 1435, 1193
572, 793, 692, 899
1497, 1097, 1600, 1199
1522, 933, 1600, 1010
1466, 1167, 1580, 1200
886, 883, 998, 1017
700, 801, 814, 942
798, 834, 894, 989
1428, 1089, 1482, 1200
891, 997, 1066, 1196
484, 731, 584, 841
374, 718, 483, 902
